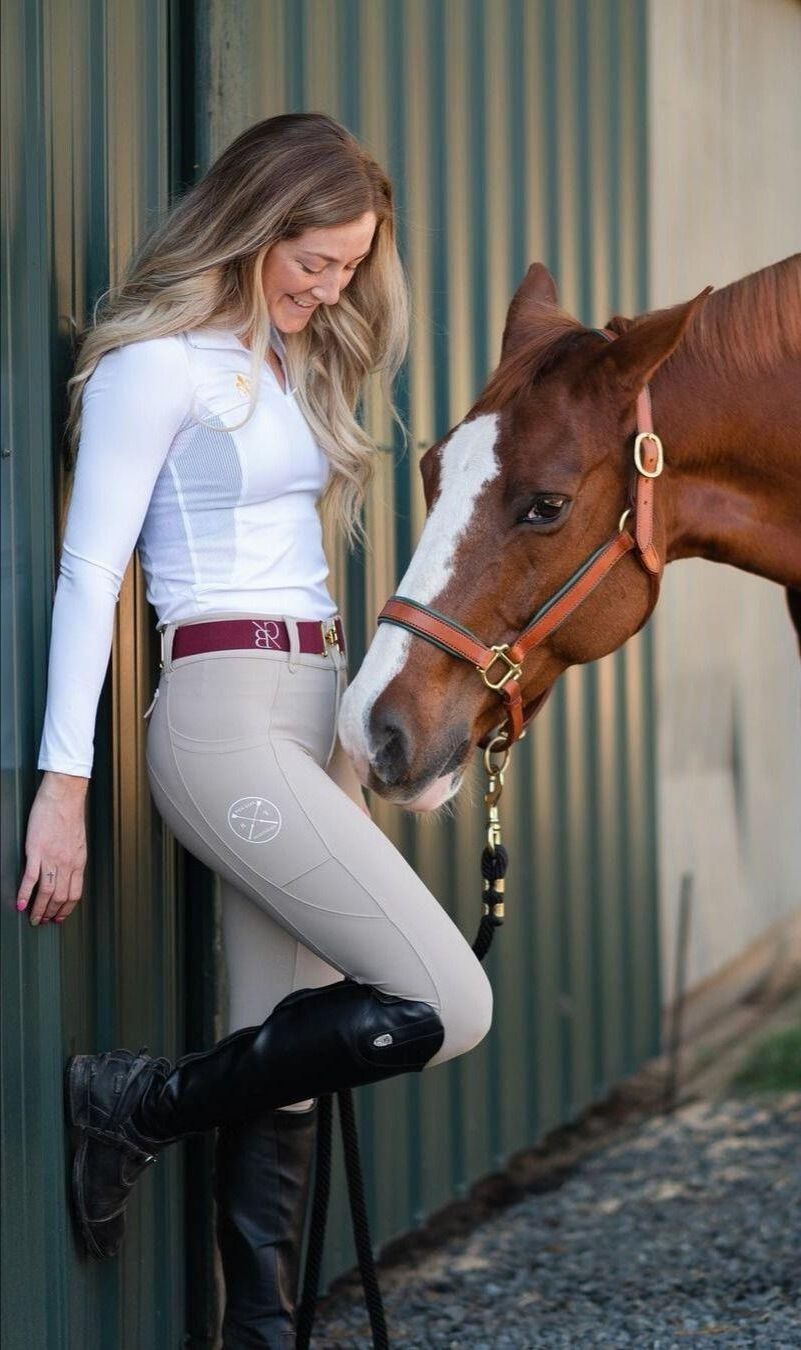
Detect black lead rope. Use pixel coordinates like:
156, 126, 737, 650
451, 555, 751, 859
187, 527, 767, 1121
296, 744, 511, 1349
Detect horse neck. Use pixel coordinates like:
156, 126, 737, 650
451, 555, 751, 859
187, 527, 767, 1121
651, 345, 801, 589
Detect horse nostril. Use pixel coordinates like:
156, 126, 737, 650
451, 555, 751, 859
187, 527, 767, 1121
371, 713, 411, 786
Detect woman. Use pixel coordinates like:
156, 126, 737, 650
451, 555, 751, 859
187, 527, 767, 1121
17, 112, 492, 1347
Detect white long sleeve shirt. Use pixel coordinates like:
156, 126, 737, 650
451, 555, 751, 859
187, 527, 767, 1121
37, 325, 338, 777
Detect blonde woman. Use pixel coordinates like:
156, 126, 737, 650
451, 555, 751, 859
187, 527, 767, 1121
17, 113, 492, 1346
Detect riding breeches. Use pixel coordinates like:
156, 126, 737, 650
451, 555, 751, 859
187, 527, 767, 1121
144, 612, 493, 1073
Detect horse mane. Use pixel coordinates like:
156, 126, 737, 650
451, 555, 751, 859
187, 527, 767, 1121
609, 253, 801, 381
477, 254, 801, 411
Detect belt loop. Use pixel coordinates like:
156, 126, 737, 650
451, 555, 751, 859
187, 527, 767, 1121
160, 622, 176, 675
331, 637, 346, 673
287, 615, 300, 674
323, 658, 346, 767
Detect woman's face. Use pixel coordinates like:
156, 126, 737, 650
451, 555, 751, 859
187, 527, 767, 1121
262, 210, 378, 333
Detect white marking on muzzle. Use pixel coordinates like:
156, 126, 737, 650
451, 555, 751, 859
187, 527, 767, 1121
339, 412, 501, 773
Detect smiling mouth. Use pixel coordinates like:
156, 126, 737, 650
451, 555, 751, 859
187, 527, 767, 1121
289, 295, 316, 310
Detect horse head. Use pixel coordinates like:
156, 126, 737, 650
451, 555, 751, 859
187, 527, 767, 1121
340, 263, 708, 809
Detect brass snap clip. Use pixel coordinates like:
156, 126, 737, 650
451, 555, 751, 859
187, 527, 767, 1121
483, 732, 510, 852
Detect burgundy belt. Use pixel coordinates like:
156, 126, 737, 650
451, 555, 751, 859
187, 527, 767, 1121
170, 615, 346, 662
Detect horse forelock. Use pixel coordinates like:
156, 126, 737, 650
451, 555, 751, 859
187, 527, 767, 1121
475, 309, 589, 413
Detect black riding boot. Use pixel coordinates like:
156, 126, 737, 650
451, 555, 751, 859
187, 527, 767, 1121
215, 1105, 317, 1350
66, 978, 443, 1259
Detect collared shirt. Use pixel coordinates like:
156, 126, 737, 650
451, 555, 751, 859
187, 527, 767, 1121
37, 325, 337, 776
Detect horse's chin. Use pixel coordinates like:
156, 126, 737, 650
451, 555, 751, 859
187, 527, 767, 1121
367, 768, 465, 813
403, 771, 464, 813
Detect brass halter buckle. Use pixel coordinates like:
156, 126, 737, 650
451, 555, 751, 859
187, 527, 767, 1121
477, 644, 522, 692
633, 431, 664, 478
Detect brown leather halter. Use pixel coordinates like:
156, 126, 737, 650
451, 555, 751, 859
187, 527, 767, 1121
376, 328, 665, 752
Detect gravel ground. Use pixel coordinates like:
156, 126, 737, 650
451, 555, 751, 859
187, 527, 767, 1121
311, 1095, 801, 1349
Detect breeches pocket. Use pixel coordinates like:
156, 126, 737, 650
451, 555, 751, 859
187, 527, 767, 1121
164, 654, 282, 751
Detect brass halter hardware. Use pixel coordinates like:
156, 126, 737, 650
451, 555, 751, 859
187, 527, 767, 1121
634, 431, 664, 478
482, 733, 510, 912
478, 644, 523, 691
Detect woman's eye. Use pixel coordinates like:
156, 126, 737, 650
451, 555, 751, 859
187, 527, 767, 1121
298, 262, 320, 275
520, 494, 569, 524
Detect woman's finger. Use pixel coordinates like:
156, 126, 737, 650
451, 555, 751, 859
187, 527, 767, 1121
16, 859, 41, 912
28, 865, 58, 927
42, 870, 72, 923
54, 871, 85, 924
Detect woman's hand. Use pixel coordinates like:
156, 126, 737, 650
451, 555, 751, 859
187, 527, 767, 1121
16, 772, 89, 926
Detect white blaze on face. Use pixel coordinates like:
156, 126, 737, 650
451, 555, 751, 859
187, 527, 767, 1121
338, 412, 501, 777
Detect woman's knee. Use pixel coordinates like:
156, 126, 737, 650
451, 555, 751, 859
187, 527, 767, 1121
430, 958, 493, 1066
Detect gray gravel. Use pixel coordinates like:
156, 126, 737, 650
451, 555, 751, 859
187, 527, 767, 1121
311, 1095, 801, 1349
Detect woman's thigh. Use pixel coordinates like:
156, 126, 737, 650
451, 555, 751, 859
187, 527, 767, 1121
219, 881, 343, 1034
146, 648, 491, 1064
219, 882, 342, 1111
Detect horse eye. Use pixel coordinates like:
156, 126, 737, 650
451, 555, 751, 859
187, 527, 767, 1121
520, 493, 568, 524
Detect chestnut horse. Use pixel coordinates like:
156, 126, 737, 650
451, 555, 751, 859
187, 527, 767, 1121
339, 254, 801, 810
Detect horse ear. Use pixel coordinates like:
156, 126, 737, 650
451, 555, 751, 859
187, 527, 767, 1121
601, 287, 713, 394
501, 263, 560, 359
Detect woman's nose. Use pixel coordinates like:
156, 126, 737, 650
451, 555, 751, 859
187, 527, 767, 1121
311, 277, 342, 305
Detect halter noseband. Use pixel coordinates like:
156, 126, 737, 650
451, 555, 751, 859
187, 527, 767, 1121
376, 328, 665, 751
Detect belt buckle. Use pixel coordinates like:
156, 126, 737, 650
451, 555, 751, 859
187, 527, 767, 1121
321, 619, 341, 655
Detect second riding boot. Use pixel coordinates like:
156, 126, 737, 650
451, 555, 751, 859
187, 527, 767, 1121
66, 978, 444, 1258
214, 1104, 317, 1350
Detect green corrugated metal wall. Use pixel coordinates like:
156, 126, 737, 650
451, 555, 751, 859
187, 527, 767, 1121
1, 1, 658, 1340
2, 3, 215, 1347
201, 0, 659, 1287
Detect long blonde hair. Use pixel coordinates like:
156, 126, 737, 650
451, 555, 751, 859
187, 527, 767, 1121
67, 112, 410, 547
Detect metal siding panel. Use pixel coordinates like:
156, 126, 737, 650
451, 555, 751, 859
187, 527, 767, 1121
197, 0, 659, 1290
2, 2, 199, 1346
2, 3, 75, 1346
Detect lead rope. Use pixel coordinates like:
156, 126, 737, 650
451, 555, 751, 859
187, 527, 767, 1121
296, 738, 511, 1349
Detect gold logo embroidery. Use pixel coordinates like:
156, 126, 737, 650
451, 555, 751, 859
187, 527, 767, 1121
235, 372, 251, 397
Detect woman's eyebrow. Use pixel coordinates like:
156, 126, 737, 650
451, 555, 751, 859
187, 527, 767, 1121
299, 249, 370, 264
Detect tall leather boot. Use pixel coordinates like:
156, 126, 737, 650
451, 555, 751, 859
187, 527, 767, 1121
66, 978, 443, 1259
214, 1106, 317, 1350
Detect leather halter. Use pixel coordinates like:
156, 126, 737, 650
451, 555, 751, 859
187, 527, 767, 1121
376, 328, 665, 750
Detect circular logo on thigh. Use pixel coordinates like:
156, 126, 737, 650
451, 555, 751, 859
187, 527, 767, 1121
227, 796, 282, 844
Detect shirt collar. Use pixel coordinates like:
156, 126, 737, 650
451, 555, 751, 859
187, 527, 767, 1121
185, 324, 287, 359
